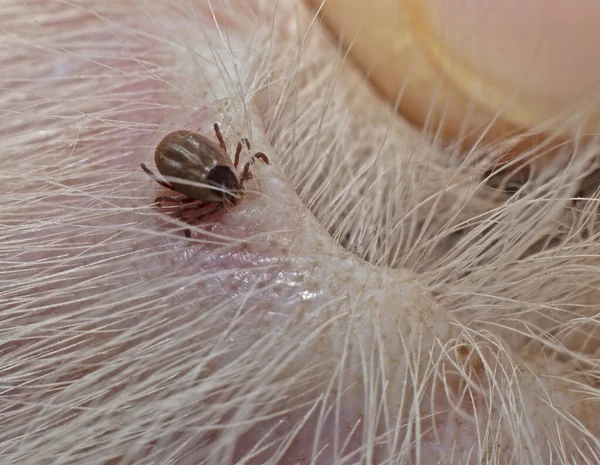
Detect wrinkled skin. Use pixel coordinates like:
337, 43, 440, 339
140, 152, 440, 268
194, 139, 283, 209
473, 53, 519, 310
1, 1, 600, 464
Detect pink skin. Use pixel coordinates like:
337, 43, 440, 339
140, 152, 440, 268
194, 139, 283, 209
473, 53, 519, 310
2, 1, 600, 464
1, 2, 454, 462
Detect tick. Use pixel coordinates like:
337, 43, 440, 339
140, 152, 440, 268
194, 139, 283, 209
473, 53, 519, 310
141, 123, 269, 237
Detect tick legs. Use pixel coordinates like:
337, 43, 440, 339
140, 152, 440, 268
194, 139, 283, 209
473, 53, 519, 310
183, 203, 225, 238
154, 195, 195, 204
235, 137, 269, 183
188, 202, 224, 222
141, 163, 174, 190
169, 200, 223, 239
214, 122, 227, 154
154, 196, 213, 220
241, 151, 270, 183
173, 201, 211, 219
156, 195, 224, 238
212, 124, 265, 175
234, 142, 242, 169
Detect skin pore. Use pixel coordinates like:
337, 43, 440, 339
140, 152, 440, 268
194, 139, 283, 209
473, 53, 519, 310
2, 1, 600, 464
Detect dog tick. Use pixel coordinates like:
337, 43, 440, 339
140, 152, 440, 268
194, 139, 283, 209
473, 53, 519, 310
141, 123, 269, 237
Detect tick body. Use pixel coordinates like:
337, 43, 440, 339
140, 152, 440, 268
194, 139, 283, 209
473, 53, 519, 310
141, 123, 269, 237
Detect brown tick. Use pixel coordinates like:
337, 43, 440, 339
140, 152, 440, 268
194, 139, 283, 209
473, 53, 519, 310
141, 123, 269, 237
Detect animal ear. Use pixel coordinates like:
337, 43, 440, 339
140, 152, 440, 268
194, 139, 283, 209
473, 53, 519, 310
207, 165, 239, 194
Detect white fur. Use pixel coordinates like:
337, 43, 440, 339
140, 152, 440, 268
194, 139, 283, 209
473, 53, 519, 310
1, 0, 599, 464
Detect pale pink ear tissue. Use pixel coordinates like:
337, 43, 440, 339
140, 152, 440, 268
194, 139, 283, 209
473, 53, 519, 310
308, 0, 600, 168
1, 1, 599, 465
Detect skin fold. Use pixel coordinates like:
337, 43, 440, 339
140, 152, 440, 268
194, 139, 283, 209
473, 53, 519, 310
1, 1, 599, 464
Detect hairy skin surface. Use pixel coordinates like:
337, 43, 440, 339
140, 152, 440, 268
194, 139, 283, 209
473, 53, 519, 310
1, 1, 600, 464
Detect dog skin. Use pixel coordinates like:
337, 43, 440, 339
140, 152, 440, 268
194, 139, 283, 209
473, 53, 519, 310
1, 1, 599, 464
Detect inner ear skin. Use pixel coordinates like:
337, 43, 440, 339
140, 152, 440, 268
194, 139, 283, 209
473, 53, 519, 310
207, 165, 240, 203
